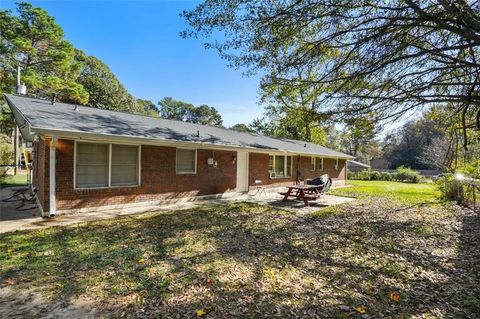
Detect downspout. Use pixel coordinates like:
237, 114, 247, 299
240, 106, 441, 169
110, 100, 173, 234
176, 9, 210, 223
49, 136, 57, 217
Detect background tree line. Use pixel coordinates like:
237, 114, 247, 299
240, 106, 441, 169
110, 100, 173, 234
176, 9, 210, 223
183, 0, 479, 174
0, 3, 225, 128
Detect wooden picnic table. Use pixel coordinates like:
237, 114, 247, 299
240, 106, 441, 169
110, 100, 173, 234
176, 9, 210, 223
280, 184, 321, 207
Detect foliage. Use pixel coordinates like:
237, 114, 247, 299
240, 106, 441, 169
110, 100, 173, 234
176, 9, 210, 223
382, 107, 449, 169
0, 3, 88, 104
136, 98, 158, 117
0, 136, 13, 177
395, 166, 421, 184
182, 0, 480, 140
349, 167, 420, 183
229, 123, 254, 133
349, 169, 395, 182
2, 199, 479, 317
158, 97, 223, 127
0, 3, 154, 139
340, 117, 381, 163
437, 163, 480, 209
258, 63, 331, 144
74, 49, 146, 114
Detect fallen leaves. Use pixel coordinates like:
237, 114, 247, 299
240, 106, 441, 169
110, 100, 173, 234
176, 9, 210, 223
0, 200, 478, 318
356, 305, 366, 314
390, 292, 400, 302
3, 278, 15, 285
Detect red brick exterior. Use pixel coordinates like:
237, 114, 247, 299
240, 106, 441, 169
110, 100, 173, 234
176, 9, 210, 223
33, 138, 46, 210
248, 153, 346, 187
34, 138, 346, 212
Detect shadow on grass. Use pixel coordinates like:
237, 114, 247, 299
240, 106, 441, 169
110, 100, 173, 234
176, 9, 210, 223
0, 201, 479, 318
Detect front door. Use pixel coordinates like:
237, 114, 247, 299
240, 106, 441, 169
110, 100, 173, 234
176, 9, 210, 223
236, 151, 249, 192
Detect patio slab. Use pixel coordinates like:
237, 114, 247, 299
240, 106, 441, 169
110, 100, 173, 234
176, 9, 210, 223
0, 186, 355, 234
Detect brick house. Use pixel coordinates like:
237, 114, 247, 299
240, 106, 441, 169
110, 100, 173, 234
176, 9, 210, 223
5, 94, 353, 216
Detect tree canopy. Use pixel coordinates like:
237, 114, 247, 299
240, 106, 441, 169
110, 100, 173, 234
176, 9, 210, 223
0, 3, 154, 114
0, 3, 88, 103
182, 0, 480, 147
158, 97, 223, 127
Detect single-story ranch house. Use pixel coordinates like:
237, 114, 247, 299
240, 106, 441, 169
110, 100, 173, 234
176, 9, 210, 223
5, 94, 353, 216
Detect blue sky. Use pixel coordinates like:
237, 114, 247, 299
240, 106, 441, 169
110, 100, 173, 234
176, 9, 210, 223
0, 0, 264, 127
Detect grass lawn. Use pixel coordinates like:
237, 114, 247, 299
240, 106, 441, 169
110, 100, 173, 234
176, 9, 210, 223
0, 174, 28, 186
1, 182, 479, 318
331, 180, 441, 204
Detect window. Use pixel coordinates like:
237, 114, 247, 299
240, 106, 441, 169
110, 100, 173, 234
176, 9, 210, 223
111, 145, 139, 186
176, 148, 197, 174
311, 157, 316, 170
334, 158, 339, 170
76, 143, 109, 188
75, 142, 140, 189
316, 157, 324, 171
268, 155, 292, 178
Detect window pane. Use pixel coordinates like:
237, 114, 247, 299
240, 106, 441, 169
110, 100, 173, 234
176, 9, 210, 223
76, 143, 108, 188
268, 155, 274, 171
316, 157, 323, 171
177, 149, 196, 173
311, 157, 316, 170
111, 145, 138, 186
286, 156, 292, 176
275, 155, 285, 176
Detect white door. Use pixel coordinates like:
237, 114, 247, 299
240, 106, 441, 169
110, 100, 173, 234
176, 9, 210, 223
236, 151, 249, 192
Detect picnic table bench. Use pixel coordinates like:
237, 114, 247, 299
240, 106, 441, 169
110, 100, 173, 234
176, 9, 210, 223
280, 184, 323, 207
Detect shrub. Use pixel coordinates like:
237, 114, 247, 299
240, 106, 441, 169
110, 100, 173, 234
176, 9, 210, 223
380, 171, 394, 181
395, 166, 420, 183
0, 142, 13, 177
349, 169, 397, 181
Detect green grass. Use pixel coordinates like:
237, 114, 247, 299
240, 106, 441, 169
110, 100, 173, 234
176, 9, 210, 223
1, 200, 479, 318
330, 180, 440, 204
0, 174, 28, 186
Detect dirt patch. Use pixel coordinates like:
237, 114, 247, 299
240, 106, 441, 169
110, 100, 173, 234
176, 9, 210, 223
0, 285, 98, 318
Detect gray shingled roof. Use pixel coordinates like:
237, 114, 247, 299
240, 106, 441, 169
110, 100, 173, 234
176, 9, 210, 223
4, 94, 353, 159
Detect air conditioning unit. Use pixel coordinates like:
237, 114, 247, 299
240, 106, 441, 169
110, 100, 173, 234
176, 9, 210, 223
269, 172, 276, 178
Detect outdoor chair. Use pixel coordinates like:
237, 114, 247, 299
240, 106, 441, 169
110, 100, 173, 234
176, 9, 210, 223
253, 179, 266, 195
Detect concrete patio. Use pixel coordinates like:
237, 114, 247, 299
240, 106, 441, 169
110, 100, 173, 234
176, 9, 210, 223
0, 185, 355, 234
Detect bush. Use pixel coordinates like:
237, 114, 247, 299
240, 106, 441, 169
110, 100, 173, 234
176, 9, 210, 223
349, 169, 397, 181
395, 166, 420, 183
0, 142, 13, 177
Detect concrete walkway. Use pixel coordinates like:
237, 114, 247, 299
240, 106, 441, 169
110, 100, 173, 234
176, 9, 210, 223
0, 186, 355, 234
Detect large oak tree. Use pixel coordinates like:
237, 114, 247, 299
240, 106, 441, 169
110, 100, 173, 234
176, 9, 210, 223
183, 0, 480, 147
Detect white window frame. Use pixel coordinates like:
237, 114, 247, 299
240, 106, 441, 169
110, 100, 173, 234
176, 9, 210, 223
175, 148, 197, 174
334, 158, 339, 170
268, 155, 292, 179
74, 140, 141, 190
317, 157, 324, 171
311, 156, 316, 171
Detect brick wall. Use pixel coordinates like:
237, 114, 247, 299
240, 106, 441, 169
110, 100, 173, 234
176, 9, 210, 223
248, 153, 346, 187
35, 138, 346, 212
33, 138, 46, 210
47, 139, 237, 211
